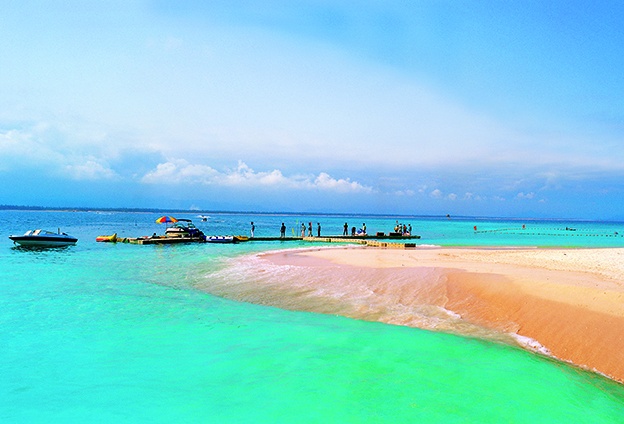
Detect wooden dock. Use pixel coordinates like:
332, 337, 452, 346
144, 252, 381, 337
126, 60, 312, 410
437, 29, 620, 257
251, 234, 421, 248
118, 236, 204, 245
302, 236, 419, 248
251, 234, 420, 242
114, 233, 420, 247
249, 237, 303, 241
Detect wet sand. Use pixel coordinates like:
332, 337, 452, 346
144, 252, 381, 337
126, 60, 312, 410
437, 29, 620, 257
263, 246, 624, 382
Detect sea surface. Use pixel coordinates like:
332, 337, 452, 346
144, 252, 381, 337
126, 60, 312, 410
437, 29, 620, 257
2, 210, 624, 423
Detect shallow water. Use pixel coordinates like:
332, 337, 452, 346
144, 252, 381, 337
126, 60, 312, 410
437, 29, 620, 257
1, 210, 624, 422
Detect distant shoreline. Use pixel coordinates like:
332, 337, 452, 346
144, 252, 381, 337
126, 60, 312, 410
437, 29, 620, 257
0, 205, 617, 223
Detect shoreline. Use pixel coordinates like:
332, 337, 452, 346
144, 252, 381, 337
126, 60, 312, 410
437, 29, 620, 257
260, 246, 624, 383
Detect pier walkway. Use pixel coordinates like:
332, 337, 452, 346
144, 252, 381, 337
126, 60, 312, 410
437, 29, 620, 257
252, 234, 420, 242
118, 234, 420, 247
301, 236, 419, 248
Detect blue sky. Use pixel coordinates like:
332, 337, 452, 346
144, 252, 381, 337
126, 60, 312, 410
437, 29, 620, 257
1, 1, 623, 219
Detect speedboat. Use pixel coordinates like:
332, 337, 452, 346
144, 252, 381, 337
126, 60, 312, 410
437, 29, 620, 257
9, 229, 78, 247
165, 219, 205, 240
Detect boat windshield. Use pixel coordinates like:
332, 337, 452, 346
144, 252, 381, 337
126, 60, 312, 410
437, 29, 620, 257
171, 222, 196, 229
26, 229, 59, 236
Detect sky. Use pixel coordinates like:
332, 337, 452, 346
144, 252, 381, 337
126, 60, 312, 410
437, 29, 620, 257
1, 1, 623, 219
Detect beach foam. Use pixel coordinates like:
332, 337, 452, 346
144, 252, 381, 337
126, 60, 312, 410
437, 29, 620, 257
201, 249, 519, 347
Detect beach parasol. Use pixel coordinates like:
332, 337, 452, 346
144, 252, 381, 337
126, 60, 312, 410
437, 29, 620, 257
155, 216, 178, 227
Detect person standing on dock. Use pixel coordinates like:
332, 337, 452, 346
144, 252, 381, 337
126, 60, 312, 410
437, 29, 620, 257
308, 222, 312, 237
301, 223, 306, 237
362, 223, 366, 235
317, 223, 321, 237
343, 222, 348, 236
251, 222, 255, 238
280, 223, 286, 238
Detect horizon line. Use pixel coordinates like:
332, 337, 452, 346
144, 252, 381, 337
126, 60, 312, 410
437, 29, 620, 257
0, 204, 618, 223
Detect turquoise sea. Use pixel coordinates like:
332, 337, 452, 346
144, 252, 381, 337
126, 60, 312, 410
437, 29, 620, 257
2, 210, 624, 423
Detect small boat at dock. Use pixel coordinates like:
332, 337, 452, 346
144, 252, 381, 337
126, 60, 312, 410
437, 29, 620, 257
165, 219, 206, 240
9, 229, 78, 247
206, 235, 236, 243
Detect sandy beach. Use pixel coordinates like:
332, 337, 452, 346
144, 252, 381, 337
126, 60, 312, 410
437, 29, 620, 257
263, 246, 624, 383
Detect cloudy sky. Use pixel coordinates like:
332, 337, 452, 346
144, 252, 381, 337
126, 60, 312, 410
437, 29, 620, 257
1, 1, 623, 219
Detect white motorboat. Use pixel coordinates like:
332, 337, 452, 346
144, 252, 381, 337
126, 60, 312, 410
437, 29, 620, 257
165, 219, 205, 240
9, 229, 78, 247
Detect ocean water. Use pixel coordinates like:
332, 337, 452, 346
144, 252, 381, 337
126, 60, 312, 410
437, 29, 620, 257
1, 210, 624, 423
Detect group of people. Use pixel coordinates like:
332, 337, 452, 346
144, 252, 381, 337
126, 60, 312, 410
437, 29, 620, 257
250, 221, 412, 238
343, 222, 367, 236
394, 222, 412, 235
298, 222, 321, 237
276, 222, 321, 238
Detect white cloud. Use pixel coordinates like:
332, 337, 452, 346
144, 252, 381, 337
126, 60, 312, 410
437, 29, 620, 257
464, 192, 484, 201
430, 189, 443, 199
0, 128, 119, 180
0, 129, 53, 167
313, 172, 372, 193
65, 160, 118, 181
217, 162, 293, 187
447, 193, 457, 201
516, 192, 535, 199
141, 160, 373, 194
141, 159, 219, 184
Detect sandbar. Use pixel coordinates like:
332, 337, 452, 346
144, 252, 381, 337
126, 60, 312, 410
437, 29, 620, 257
262, 246, 624, 383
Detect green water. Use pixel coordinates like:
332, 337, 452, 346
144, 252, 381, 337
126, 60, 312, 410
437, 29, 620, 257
1, 211, 624, 422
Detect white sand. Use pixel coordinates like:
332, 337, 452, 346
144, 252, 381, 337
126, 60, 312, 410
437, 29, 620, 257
271, 247, 624, 382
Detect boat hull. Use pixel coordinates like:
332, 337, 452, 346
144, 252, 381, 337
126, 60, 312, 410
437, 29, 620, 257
206, 236, 235, 243
9, 235, 78, 247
